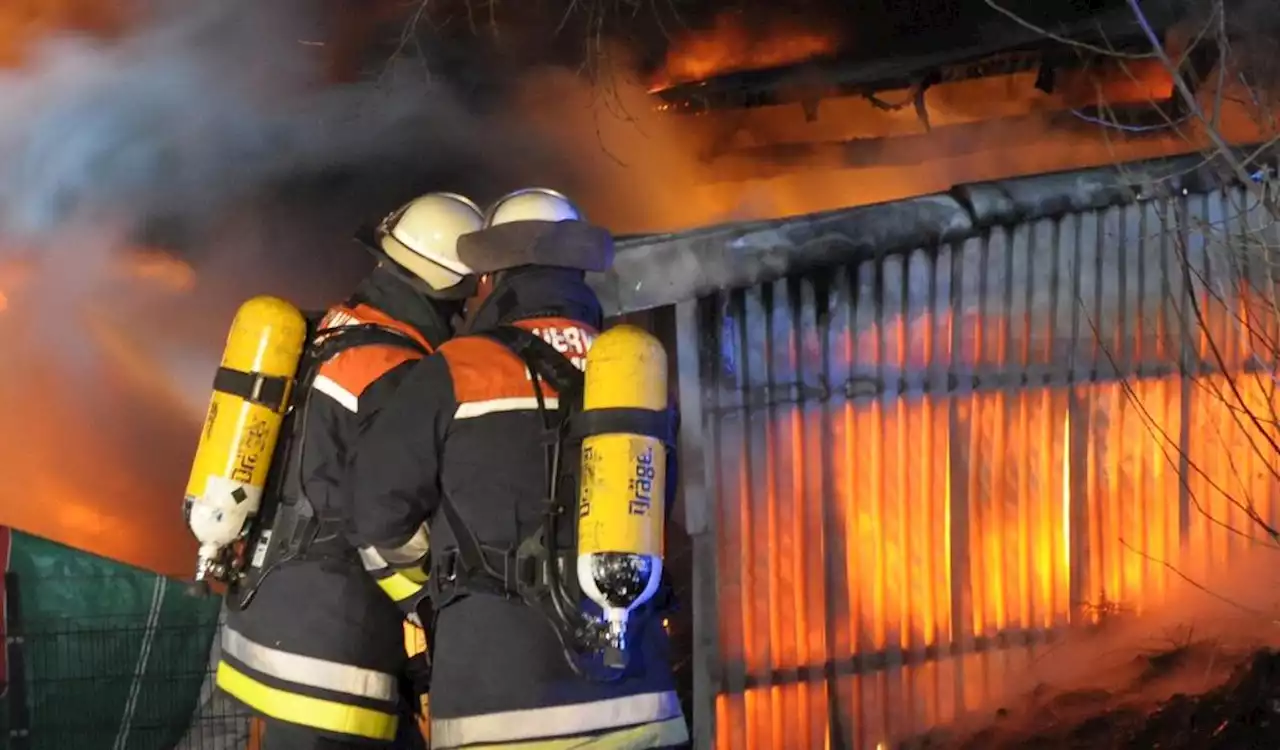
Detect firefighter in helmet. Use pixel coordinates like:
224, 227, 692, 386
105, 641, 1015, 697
216, 192, 484, 750
349, 188, 689, 749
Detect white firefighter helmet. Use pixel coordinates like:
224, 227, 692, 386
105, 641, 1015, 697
377, 192, 484, 291
484, 188, 583, 227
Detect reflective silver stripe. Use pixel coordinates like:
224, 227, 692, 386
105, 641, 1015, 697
430, 690, 683, 747
312, 374, 358, 412
379, 523, 429, 566
357, 546, 390, 573
221, 626, 396, 703
454, 396, 560, 420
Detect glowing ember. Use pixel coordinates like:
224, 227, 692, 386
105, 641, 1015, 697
650, 11, 840, 91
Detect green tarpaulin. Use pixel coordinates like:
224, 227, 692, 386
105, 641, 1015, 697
1, 527, 222, 750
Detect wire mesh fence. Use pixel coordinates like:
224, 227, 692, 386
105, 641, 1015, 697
0, 560, 240, 750
2, 570, 695, 750
4, 614, 239, 750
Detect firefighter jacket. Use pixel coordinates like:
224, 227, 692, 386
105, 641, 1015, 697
349, 267, 690, 749
218, 267, 455, 744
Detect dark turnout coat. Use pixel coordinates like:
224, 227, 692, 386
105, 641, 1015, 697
218, 269, 449, 744
349, 267, 689, 749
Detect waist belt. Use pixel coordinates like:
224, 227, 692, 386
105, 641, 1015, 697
432, 545, 575, 603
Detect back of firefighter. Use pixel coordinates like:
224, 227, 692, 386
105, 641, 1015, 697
217, 192, 486, 750
349, 188, 690, 749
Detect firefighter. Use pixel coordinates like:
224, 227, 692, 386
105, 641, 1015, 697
216, 191, 485, 750
349, 188, 690, 749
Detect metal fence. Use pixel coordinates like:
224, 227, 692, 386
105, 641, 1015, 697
7, 618, 242, 750
667, 179, 1280, 747
4, 580, 692, 750
0, 548, 232, 750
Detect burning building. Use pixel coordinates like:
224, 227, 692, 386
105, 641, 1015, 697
3, 0, 1280, 747
595, 149, 1280, 746
568, 4, 1280, 745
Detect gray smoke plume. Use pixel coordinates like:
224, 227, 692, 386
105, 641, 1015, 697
0, 0, 517, 245
0, 0, 561, 574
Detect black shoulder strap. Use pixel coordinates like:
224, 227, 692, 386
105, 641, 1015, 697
427, 324, 678, 646
290, 320, 430, 472
286, 320, 431, 534
238, 317, 433, 607
305, 322, 430, 381
482, 326, 583, 399
428, 326, 582, 606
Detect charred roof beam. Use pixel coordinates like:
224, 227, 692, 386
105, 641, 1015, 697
650, 4, 1182, 116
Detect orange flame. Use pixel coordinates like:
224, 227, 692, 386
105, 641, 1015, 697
529, 48, 1267, 237
713, 280, 1280, 746
651, 11, 840, 91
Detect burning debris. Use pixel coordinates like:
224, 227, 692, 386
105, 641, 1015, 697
913, 637, 1280, 749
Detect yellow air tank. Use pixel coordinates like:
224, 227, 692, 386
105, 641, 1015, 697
576, 324, 671, 666
184, 295, 308, 585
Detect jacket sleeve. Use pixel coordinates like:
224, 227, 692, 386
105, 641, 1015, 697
336, 360, 438, 617
349, 353, 457, 576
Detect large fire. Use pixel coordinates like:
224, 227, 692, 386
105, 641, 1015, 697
711, 279, 1280, 746
0, 251, 204, 577
541, 50, 1266, 236
0, 10, 1278, 745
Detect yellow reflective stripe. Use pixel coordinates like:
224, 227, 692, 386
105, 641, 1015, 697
399, 565, 429, 584
376, 571, 425, 602
217, 662, 398, 741
448, 717, 690, 750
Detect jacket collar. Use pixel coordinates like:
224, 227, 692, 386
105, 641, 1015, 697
350, 265, 459, 349
465, 267, 602, 334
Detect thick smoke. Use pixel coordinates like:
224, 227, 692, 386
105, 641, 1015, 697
0, 0, 519, 242
0, 0, 556, 574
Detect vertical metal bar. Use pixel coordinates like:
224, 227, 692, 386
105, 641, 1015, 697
852, 259, 883, 746
880, 251, 908, 739
1064, 212, 1088, 620
765, 277, 801, 744
1112, 205, 1134, 604
742, 285, 774, 748
927, 239, 956, 727
1132, 200, 1153, 599
972, 228, 994, 700
676, 299, 720, 750
996, 224, 1019, 646
715, 289, 749, 750
6, 573, 29, 750
824, 266, 856, 750
674, 300, 713, 537
1009, 221, 1035, 640
947, 237, 974, 715
1175, 193, 1194, 548
1039, 216, 1067, 628
870, 252, 901, 742
1086, 207, 1113, 611
905, 248, 940, 732
795, 277, 830, 746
